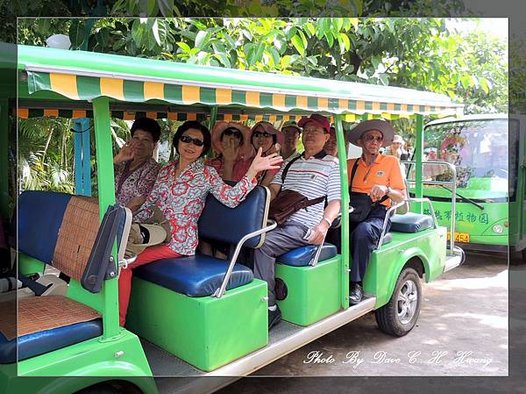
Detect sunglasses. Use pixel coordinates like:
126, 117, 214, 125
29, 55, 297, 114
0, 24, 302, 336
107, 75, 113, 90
254, 131, 273, 138
363, 135, 384, 142
180, 135, 205, 147
222, 129, 242, 138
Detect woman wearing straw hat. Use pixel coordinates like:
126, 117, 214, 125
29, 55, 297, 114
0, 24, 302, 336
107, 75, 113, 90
119, 120, 283, 326
346, 119, 406, 305
207, 121, 255, 182
250, 121, 283, 187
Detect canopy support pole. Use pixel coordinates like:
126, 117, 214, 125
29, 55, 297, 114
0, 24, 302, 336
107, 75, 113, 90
73, 117, 92, 196
334, 114, 350, 309
414, 114, 424, 213
92, 96, 120, 338
0, 99, 9, 220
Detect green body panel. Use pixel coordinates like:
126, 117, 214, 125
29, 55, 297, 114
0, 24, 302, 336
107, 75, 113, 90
126, 278, 268, 372
275, 256, 341, 326
17, 329, 152, 377
18, 254, 46, 276
424, 199, 508, 246
0, 330, 156, 393
364, 227, 447, 308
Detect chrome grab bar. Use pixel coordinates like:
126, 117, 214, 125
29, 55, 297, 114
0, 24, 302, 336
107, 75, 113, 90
213, 220, 278, 298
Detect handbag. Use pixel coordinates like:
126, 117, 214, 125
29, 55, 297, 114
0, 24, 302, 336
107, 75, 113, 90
348, 159, 388, 223
269, 155, 326, 225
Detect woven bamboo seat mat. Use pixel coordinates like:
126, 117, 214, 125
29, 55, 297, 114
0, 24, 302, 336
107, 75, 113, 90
53, 196, 100, 281
0, 295, 101, 341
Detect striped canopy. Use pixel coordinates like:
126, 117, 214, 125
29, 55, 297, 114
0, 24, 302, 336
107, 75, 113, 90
19, 45, 463, 118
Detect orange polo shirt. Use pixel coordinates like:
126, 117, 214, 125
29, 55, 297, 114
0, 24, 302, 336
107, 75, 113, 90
347, 154, 405, 207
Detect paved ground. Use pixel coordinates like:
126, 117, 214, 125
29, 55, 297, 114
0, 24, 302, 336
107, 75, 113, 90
217, 251, 521, 393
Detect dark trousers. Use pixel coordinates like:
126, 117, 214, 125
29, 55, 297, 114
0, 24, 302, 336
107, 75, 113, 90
349, 205, 390, 283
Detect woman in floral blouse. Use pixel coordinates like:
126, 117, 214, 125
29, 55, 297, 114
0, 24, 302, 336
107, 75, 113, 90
119, 120, 283, 326
113, 117, 162, 212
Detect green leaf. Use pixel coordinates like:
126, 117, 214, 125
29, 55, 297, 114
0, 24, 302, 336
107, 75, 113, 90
339, 32, 350, 52
176, 41, 191, 53
269, 46, 280, 67
69, 20, 86, 49
460, 75, 471, 90
195, 30, 210, 49
324, 31, 334, 47
305, 22, 316, 37
291, 34, 305, 56
158, 0, 175, 16
215, 52, 231, 68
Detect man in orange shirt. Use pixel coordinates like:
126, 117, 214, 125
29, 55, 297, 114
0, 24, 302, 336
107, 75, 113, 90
347, 120, 406, 305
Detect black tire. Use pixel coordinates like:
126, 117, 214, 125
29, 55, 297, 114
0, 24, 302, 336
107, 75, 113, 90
375, 267, 422, 337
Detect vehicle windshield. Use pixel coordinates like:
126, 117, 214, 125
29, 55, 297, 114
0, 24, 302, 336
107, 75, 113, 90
416, 118, 511, 200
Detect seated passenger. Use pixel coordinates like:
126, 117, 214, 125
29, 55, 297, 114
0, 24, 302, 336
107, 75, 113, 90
206, 121, 254, 182
323, 125, 350, 158
280, 120, 302, 160
119, 120, 283, 326
253, 114, 341, 329
346, 120, 406, 305
113, 117, 162, 212
250, 121, 282, 187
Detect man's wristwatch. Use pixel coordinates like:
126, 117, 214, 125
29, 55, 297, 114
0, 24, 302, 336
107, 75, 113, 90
385, 186, 391, 196
322, 216, 332, 227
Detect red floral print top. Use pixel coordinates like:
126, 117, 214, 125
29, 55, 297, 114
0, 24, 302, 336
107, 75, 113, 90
135, 158, 256, 256
114, 157, 160, 206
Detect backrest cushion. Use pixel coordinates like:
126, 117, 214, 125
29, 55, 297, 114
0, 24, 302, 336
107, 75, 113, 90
390, 212, 434, 233
198, 186, 270, 248
18, 191, 71, 264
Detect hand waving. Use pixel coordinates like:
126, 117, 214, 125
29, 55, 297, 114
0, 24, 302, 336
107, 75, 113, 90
221, 137, 240, 162
246, 147, 283, 180
114, 140, 137, 164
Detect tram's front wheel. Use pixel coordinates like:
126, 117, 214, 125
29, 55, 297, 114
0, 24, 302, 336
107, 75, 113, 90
375, 267, 422, 337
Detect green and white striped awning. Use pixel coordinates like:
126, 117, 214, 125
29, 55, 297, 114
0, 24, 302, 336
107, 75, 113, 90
19, 45, 464, 119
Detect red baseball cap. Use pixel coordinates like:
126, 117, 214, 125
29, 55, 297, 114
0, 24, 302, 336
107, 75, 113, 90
298, 114, 330, 133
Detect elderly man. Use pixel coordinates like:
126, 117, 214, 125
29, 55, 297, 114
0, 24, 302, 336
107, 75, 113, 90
254, 114, 341, 329
347, 120, 406, 305
280, 120, 302, 160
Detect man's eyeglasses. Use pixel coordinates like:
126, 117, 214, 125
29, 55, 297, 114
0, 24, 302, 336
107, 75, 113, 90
180, 135, 205, 147
222, 129, 242, 139
363, 135, 384, 142
303, 128, 325, 135
254, 131, 273, 138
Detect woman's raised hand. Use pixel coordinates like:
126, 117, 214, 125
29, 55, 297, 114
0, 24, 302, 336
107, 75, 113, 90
114, 140, 137, 164
221, 137, 240, 162
246, 147, 283, 180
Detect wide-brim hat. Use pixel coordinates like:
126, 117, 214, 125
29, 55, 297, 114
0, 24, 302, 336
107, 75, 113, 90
211, 121, 255, 160
251, 121, 284, 146
348, 119, 395, 147
392, 134, 404, 144
298, 114, 331, 133
126, 223, 167, 255
281, 120, 302, 134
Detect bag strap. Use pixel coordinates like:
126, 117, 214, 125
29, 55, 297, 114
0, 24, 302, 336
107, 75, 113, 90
349, 158, 360, 189
349, 158, 389, 205
281, 154, 302, 183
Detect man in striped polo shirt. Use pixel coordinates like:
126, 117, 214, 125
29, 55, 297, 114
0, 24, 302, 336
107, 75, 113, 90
253, 114, 342, 329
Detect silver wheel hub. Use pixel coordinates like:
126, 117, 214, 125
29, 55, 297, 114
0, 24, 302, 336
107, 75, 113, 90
397, 279, 418, 324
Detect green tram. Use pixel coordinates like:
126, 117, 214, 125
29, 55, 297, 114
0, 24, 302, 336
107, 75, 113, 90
407, 114, 525, 260
2, 44, 464, 393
